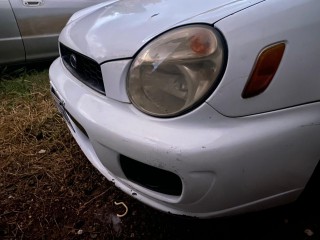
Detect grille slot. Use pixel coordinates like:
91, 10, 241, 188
60, 43, 105, 94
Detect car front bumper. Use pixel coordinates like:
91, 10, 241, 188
49, 58, 320, 218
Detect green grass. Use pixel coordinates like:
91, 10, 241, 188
0, 69, 49, 96
0, 67, 51, 114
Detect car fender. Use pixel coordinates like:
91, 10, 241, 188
208, 0, 320, 116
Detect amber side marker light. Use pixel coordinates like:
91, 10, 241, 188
242, 42, 286, 98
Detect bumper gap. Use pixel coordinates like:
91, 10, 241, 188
67, 112, 89, 138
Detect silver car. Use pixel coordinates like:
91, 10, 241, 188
0, 0, 106, 65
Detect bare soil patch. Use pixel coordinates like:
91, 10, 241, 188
0, 64, 319, 239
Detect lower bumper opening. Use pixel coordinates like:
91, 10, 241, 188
120, 155, 182, 196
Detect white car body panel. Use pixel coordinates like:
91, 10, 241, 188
210, 0, 320, 116
59, 0, 263, 63
101, 59, 131, 103
49, 0, 320, 217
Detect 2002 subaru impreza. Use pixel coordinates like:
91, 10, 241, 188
49, 0, 320, 218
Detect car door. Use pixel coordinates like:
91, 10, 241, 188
0, 0, 25, 65
8, 0, 105, 62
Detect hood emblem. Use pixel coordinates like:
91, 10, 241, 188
70, 54, 77, 69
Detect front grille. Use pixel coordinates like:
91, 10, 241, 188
120, 155, 183, 196
60, 43, 105, 94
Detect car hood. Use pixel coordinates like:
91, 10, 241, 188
59, 0, 262, 63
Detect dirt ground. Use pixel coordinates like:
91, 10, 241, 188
1, 64, 320, 240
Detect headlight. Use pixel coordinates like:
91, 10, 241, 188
127, 25, 226, 117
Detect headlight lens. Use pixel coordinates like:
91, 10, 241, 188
127, 25, 226, 117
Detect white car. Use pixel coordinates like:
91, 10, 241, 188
49, 0, 320, 218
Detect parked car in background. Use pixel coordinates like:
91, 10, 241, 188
50, 0, 320, 218
0, 0, 107, 65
